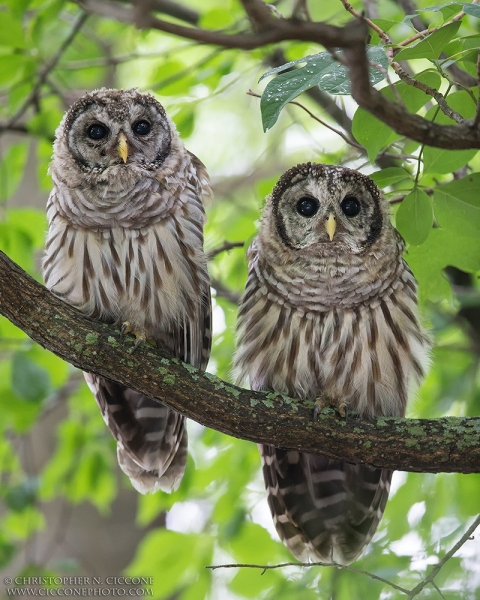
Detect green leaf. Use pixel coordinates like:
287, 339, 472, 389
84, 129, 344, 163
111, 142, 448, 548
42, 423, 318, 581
396, 188, 433, 246
423, 147, 477, 174
406, 228, 480, 302
420, 3, 464, 21
11, 352, 52, 403
369, 167, 412, 188
463, 3, 480, 18
352, 70, 441, 160
433, 173, 480, 238
127, 530, 213, 599
423, 90, 478, 175
395, 21, 462, 61
0, 141, 29, 202
260, 46, 388, 131
0, 10, 27, 48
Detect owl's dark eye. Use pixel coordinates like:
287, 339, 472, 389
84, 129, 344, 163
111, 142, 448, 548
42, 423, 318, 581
132, 120, 151, 136
341, 196, 360, 217
87, 123, 109, 140
296, 196, 319, 218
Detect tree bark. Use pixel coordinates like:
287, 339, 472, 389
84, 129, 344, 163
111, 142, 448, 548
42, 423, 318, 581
1, 251, 479, 474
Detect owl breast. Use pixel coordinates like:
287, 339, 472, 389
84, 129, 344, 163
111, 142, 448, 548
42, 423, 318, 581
235, 248, 430, 419
43, 202, 208, 351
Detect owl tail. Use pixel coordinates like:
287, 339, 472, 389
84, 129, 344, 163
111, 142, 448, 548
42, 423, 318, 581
260, 444, 391, 565
84, 373, 187, 494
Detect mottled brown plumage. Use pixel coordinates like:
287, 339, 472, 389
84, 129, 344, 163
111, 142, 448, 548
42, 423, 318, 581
44, 88, 211, 493
235, 163, 430, 564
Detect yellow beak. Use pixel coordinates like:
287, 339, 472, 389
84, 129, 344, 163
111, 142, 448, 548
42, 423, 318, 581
117, 132, 128, 163
325, 212, 336, 241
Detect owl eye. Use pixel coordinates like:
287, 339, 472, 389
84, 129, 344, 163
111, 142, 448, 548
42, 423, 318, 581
341, 196, 360, 217
132, 120, 151, 136
87, 123, 109, 140
296, 196, 319, 218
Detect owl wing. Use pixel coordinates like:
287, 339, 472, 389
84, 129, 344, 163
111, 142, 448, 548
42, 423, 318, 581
260, 444, 391, 565
85, 286, 211, 494
85, 180, 211, 493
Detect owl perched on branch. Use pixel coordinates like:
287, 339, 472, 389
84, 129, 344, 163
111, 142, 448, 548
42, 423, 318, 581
43, 88, 211, 494
235, 163, 430, 564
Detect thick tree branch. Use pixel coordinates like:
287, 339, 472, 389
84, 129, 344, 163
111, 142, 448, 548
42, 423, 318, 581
73, 0, 480, 149
1, 251, 480, 474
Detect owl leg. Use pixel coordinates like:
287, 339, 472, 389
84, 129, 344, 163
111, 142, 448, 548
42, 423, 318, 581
313, 395, 348, 422
121, 321, 150, 351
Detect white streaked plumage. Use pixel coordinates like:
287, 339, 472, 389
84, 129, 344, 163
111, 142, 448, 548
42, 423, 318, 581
44, 88, 211, 494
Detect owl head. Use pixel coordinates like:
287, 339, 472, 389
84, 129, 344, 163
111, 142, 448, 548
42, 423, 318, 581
51, 88, 182, 188
264, 162, 393, 257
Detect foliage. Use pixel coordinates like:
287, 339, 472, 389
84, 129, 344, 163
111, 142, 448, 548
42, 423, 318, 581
0, 0, 479, 599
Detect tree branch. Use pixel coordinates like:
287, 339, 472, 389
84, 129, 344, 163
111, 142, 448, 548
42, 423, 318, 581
1, 251, 480, 474
73, 0, 480, 149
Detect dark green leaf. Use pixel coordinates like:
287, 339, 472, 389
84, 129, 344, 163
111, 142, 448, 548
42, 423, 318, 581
420, 3, 464, 20
395, 21, 461, 61
11, 352, 51, 403
463, 3, 480, 18
396, 188, 433, 245
5, 478, 38, 512
260, 46, 388, 131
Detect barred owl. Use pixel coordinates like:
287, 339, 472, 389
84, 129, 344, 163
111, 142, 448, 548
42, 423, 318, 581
43, 88, 211, 494
235, 163, 430, 564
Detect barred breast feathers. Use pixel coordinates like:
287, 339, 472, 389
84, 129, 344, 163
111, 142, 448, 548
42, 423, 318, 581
235, 228, 431, 419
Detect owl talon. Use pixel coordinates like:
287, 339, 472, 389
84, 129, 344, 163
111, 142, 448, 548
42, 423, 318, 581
313, 396, 348, 422
121, 321, 132, 337
121, 322, 147, 352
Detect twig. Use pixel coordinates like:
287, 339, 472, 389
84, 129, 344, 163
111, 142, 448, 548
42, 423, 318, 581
207, 241, 245, 261
338, 0, 465, 124
205, 561, 410, 594
210, 277, 242, 304
337, 0, 390, 43
407, 514, 480, 599
398, 3, 476, 48
247, 90, 363, 150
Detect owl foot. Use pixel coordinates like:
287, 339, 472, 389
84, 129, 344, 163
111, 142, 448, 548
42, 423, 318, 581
121, 322, 147, 352
313, 396, 348, 422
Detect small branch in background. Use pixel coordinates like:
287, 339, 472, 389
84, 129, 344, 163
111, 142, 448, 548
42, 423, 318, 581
339, 0, 465, 124
207, 241, 245, 261
118, 0, 200, 24
247, 90, 364, 150
207, 515, 480, 596
2, 13, 88, 132
206, 561, 410, 594
393, 0, 477, 88
407, 514, 480, 599
210, 277, 241, 304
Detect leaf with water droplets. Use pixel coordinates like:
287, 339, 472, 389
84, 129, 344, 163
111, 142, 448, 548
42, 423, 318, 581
259, 46, 388, 132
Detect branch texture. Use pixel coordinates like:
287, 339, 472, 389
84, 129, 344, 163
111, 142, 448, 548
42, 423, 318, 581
1, 252, 480, 474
